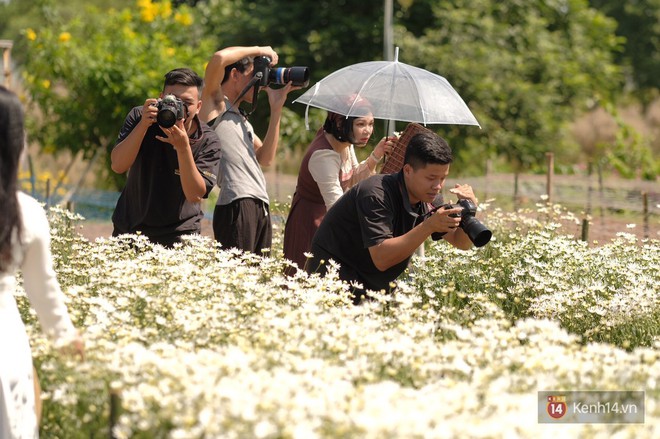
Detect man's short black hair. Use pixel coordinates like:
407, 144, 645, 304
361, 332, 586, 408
404, 131, 453, 170
221, 57, 253, 85
163, 68, 204, 95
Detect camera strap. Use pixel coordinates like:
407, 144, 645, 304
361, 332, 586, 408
232, 72, 263, 118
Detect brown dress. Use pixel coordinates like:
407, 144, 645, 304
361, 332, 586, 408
283, 128, 373, 273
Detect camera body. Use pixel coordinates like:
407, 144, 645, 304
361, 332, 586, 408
445, 198, 478, 219
253, 56, 310, 87
441, 199, 492, 247
154, 94, 186, 128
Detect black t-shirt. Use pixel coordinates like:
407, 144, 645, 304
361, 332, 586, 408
308, 171, 429, 292
112, 107, 221, 240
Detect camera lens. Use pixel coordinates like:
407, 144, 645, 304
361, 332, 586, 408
157, 108, 177, 128
268, 67, 310, 87
461, 216, 492, 247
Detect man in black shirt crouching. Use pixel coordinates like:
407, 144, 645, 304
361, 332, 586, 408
306, 131, 480, 303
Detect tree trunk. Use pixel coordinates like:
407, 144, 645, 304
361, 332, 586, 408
513, 171, 519, 210
586, 161, 593, 216
597, 160, 605, 225
51, 150, 82, 199
60, 148, 101, 205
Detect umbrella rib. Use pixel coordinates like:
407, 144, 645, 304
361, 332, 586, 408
349, 61, 428, 125
293, 56, 481, 126
347, 62, 393, 116
398, 64, 426, 125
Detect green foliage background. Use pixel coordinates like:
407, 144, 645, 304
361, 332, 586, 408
1, 0, 658, 188
13, 0, 216, 188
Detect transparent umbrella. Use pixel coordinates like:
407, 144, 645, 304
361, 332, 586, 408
293, 47, 480, 127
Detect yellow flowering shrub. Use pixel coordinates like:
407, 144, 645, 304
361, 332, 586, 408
22, 0, 215, 189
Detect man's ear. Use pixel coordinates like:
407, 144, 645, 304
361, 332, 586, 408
403, 163, 412, 176
229, 67, 239, 80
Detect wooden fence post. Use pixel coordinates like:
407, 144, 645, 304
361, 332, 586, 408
581, 218, 590, 242
109, 388, 121, 439
545, 152, 554, 204
513, 173, 519, 210
586, 162, 593, 216
642, 191, 649, 240
45, 179, 51, 208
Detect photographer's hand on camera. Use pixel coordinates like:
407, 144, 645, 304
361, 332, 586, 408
427, 206, 463, 233
255, 81, 301, 168
442, 183, 480, 249
140, 98, 159, 127
262, 46, 278, 67
154, 118, 206, 203
155, 120, 189, 153
427, 206, 473, 250
111, 98, 160, 174
264, 80, 300, 109
449, 183, 478, 207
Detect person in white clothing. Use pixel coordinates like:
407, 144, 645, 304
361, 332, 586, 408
0, 86, 84, 438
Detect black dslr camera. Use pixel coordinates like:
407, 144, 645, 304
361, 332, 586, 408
252, 56, 310, 87
433, 199, 492, 247
154, 94, 186, 128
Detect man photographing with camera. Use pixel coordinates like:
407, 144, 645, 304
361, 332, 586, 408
200, 46, 304, 254
111, 68, 221, 247
306, 130, 488, 304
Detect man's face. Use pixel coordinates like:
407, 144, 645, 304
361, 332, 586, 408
235, 64, 256, 103
403, 162, 450, 205
161, 83, 201, 126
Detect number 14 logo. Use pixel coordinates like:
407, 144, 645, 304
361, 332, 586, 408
547, 395, 567, 419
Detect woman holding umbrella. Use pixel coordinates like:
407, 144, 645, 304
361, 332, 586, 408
283, 99, 395, 275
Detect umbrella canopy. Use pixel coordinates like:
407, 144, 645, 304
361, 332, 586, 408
293, 48, 480, 127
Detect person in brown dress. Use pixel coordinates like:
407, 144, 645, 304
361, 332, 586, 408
283, 107, 395, 274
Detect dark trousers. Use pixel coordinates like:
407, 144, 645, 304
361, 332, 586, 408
213, 198, 272, 255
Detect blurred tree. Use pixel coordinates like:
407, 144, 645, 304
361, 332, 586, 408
194, 0, 631, 183
394, 0, 624, 190
21, 0, 216, 189
589, 0, 660, 109
193, 0, 388, 145
195, 0, 385, 80
14, 0, 652, 194
0, 0, 134, 64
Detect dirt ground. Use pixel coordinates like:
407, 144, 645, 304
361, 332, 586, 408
67, 167, 659, 244
76, 219, 215, 242
75, 214, 658, 246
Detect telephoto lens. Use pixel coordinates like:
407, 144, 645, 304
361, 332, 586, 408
268, 66, 310, 87
460, 215, 492, 247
